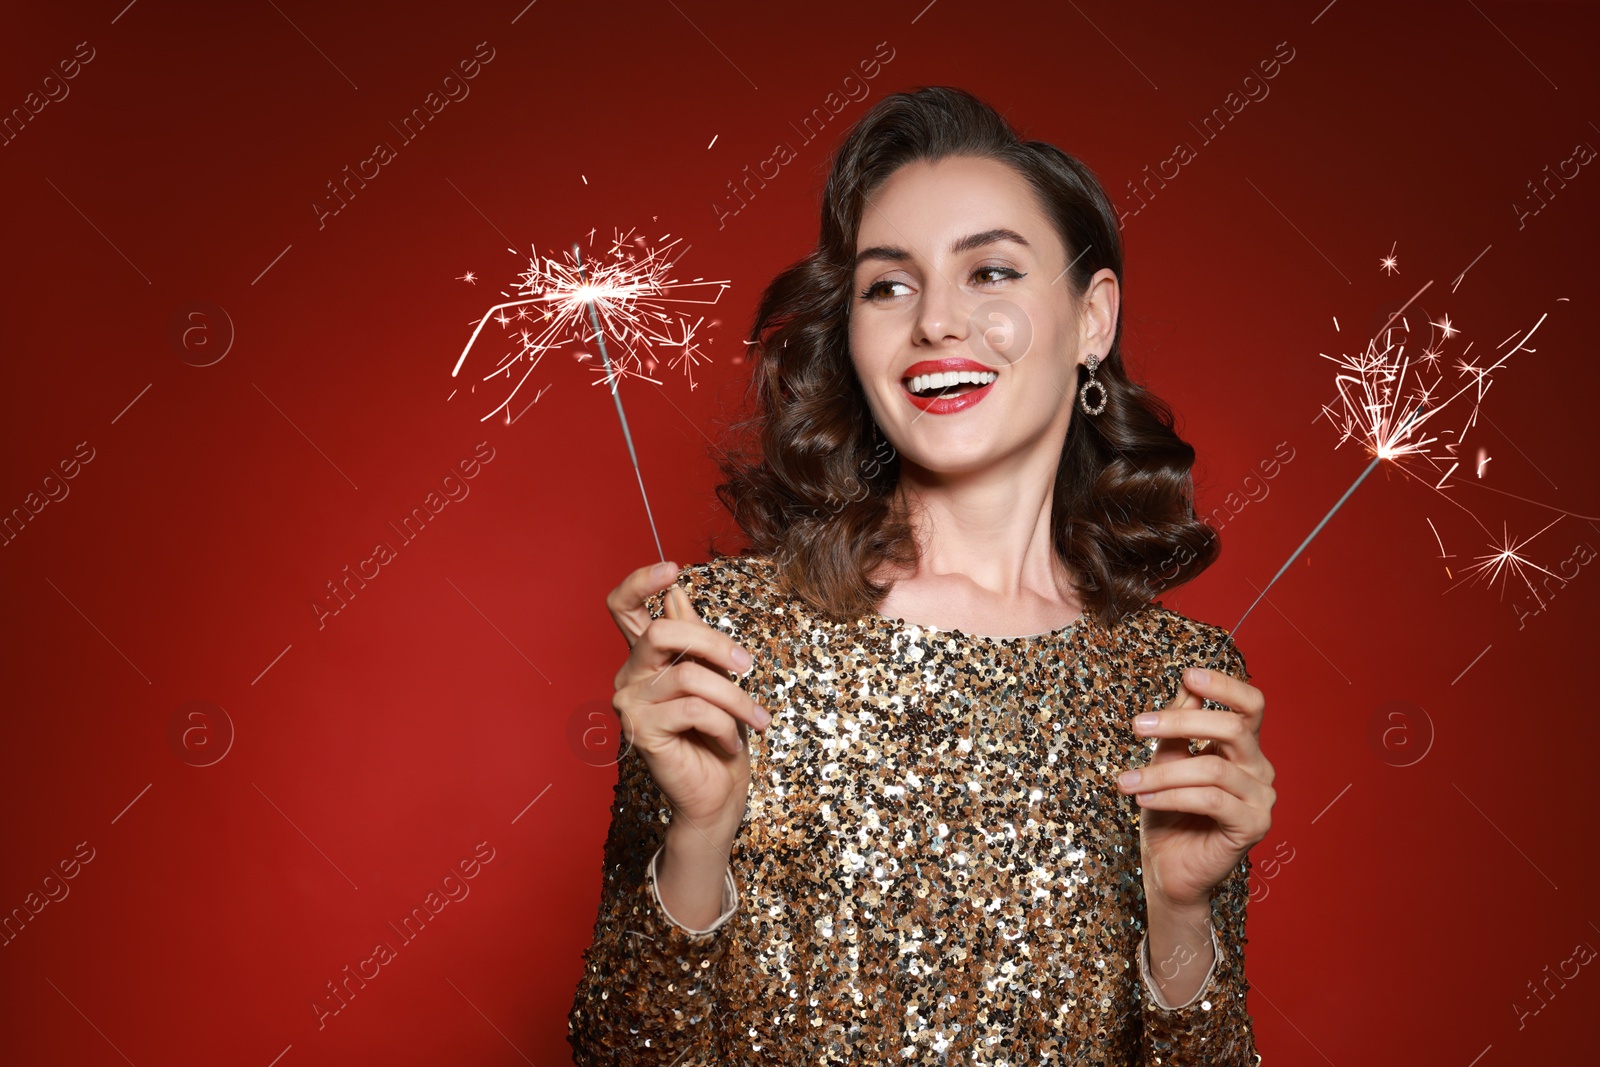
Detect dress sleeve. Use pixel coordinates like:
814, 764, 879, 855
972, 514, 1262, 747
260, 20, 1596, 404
566, 579, 743, 1065
1136, 854, 1258, 1064
1136, 632, 1262, 1065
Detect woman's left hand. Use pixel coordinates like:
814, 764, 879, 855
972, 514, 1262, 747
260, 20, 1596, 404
1118, 666, 1275, 912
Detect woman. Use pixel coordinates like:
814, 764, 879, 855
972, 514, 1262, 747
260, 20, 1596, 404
569, 86, 1273, 1066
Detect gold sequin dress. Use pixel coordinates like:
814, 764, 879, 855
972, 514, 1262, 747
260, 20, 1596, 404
569, 554, 1259, 1065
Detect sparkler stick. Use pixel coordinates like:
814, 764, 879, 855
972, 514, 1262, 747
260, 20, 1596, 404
1232, 402, 1427, 633
574, 243, 665, 562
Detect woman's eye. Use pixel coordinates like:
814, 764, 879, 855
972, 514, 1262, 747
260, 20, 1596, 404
859, 279, 911, 300
974, 265, 1024, 285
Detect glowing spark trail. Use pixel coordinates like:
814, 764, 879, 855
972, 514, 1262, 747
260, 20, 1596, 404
452, 228, 731, 560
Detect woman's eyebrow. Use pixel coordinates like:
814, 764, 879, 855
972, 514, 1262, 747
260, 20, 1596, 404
853, 227, 1031, 270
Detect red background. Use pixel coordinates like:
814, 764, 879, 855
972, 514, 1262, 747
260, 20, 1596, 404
3, 1, 1597, 1063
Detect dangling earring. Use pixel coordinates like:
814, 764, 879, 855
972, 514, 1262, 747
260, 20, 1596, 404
1078, 354, 1107, 416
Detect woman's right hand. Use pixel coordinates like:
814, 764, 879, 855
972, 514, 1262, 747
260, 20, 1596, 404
607, 562, 772, 835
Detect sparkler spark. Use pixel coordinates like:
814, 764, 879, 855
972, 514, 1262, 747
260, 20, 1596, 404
452, 227, 730, 425
1312, 281, 1537, 479
1379, 241, 1399, 275
1454, 515, 1566, 601
451, 227, 731, 560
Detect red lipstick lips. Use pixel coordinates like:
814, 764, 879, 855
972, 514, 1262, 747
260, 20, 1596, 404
901, 358, 999, 415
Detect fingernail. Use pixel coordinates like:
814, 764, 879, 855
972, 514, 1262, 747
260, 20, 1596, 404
1118, 769, 1141, 790
755, 705, 772, 727
1133, 713, 1160, 731
652, 561, 677, 580
1186, 667, 1208, 685
731, 646, 752, 670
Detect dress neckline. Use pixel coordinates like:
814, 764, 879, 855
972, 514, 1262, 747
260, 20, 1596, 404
868, 608, 1088, 644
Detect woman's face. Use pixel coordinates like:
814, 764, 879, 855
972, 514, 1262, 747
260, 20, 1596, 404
848, 155, 1115, 478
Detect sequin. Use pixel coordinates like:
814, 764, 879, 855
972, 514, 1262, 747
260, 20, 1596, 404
569, 554, 1260, 1065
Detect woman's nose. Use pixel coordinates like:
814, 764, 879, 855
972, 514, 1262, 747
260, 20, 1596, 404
913, 274, 968, 345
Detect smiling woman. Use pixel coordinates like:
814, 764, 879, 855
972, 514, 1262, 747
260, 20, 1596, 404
716, 89, 1222, 629
572, 86, 1273, 1067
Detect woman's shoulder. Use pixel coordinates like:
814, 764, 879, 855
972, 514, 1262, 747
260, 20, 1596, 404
1119, 601, 1250, 683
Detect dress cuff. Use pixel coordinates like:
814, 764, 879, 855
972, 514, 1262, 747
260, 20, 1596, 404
1139, 919, 1223, 1010
648, 843, 739, 936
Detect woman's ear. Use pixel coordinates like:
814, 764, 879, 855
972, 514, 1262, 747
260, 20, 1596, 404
1077, 268, 1119, 355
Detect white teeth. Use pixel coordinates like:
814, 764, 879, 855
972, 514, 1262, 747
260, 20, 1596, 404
905, 369, 999, 396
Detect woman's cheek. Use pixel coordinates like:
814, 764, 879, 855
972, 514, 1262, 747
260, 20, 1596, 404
851, 321, 897, 385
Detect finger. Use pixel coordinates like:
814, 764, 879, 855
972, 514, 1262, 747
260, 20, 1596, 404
1180, 666, 1264, 719
663, 587, 721, 670
630, 655, 771, 735
1152, 682, 1203, 763
1118, 753, 1275, 811
664, 585, 697, 623
622, 690, 748, 757
670, 694, 748, 757
1147, 734, 1193, 767
1134, 708, 1260, 763
629, 613, 757, 689
606, 561, 681, 647
1165, 681, 1203, 710
1133, 785, 1270, 844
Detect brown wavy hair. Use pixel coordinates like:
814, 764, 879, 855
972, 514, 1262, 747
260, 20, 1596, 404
705, 85, 1220, 629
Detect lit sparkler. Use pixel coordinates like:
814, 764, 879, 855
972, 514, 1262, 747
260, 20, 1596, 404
451, 227, 731, 559
1234, 276, 1550, 632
